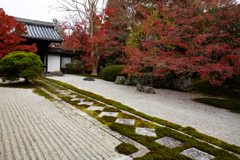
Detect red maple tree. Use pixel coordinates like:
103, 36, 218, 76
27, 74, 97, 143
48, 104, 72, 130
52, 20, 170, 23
0, 8, 37, 59
124, 0, 240, 85
61, 8, 123, 72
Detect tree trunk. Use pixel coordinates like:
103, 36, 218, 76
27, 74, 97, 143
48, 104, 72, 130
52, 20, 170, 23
91, 64, 98, 75
24, 77, 30, 84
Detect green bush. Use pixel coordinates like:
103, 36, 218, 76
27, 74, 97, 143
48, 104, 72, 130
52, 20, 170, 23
65, 63, 77, 74
0, 51, 43, 83
101, 65, 126, 81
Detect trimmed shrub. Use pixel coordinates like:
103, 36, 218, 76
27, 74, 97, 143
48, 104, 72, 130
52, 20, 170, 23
0, 51, 43, 83
101, 65, 126, 81
65, 63, 77, 74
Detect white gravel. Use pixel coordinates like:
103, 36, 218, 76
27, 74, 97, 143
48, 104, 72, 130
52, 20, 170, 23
0, 87, 126, 160
49, 74, 240, 147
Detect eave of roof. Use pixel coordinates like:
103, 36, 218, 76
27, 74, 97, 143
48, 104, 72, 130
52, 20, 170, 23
47, 47, 74, 56
15, 17, 64, 43
47, 47, 66, 54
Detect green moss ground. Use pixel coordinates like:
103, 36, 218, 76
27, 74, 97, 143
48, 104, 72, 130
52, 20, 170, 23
35, 77, 240, 159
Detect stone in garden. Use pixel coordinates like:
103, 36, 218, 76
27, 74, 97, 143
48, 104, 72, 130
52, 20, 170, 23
143, 86, 156, 94
124, 79, 132, 85
87, 106, 104, 111
83, 77, 95, 81
180, 148, 215, 160
55, 89, 66, 92
115, 76, 126, 84
59, 92, 71, 95
132, 74, 151, 85
136, 84, 156, 94
71, 98, 85, 101
135, 127, 157, 137
172, 79, 194, 91
155, 136, 183, 148
136, 84, 143, 92
78, 101, 94, 106
66, 95, 77, 98
115, 118, 135, 125
98, 112, 119, 117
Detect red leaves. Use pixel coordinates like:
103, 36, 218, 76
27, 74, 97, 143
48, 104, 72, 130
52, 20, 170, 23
123, 0, 240, 85
0, 8, 36, 59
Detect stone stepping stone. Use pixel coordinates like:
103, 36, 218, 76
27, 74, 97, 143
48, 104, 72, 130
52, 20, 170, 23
86, 106, 104, 111
155, 136, 183, 148
180, 148, 215, 160
55, 89, 66, 92
71, 98, 85, 101
135, 127, 157, 137
98, 112, 119, 117
78, 101, 94, 106
115, 118, 135, 125
59, 92, 71, 95
66, 94, 77, 98
49, 86, 57, 89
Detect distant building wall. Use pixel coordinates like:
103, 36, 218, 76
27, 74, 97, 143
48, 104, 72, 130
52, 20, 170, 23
47, 54, 61, 72
61, 57, 72, 68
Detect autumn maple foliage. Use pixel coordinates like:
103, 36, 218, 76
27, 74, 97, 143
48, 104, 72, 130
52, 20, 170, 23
61, 9, 123, 72
0, 8, 37, 59
124, 0, 240, 85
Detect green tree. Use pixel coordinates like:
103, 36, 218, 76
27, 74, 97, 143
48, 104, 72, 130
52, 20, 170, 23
0, 51, 43, 83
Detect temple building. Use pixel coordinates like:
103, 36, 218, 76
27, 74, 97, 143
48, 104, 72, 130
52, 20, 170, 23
15, 17, 73, 73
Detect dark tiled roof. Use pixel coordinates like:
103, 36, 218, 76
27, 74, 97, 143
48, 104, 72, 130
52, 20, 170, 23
15, 17, 63, 43
47, 47, 66, 54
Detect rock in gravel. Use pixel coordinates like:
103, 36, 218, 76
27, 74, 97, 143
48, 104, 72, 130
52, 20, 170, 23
136, 84, 156, 94
124, 79, 132, 86
115, 76, 126, 84
172, 79, 194, 91
83, 77, 95, 81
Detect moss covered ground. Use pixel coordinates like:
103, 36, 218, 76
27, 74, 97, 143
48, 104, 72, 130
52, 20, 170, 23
32, 77, 240, 159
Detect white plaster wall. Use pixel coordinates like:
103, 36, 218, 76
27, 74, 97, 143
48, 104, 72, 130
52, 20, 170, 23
61, 57, 72, 68
47, 54, 61, 72
44, 54, 47, 72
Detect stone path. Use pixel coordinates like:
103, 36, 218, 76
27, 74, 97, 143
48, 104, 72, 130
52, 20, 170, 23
38, 78, 228, 160
35, 79, 150, 159
1, 77, 239, 159
0, 87, 128, 160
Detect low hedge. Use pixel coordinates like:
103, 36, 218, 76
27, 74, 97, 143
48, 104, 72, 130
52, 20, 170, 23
101, 65, 126, 81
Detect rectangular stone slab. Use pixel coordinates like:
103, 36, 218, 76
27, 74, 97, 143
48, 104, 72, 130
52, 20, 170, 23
87, 106, 104, 111
115, 118, 135, 125
180, 148, 215, 160
66, 95, 77, 98
98, 112, 119, 117
71, 98, 85, 101
135, 127, 157, 137
59, 92, 70, 95
55, 89, 65, 92
78, 101, 94, 106
155, 136, 183, 148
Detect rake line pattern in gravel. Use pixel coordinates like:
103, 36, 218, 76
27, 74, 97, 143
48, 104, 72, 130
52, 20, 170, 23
0, 88, 123, 160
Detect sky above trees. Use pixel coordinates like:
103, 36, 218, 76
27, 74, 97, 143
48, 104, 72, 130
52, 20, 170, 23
0, 0, 63, 22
